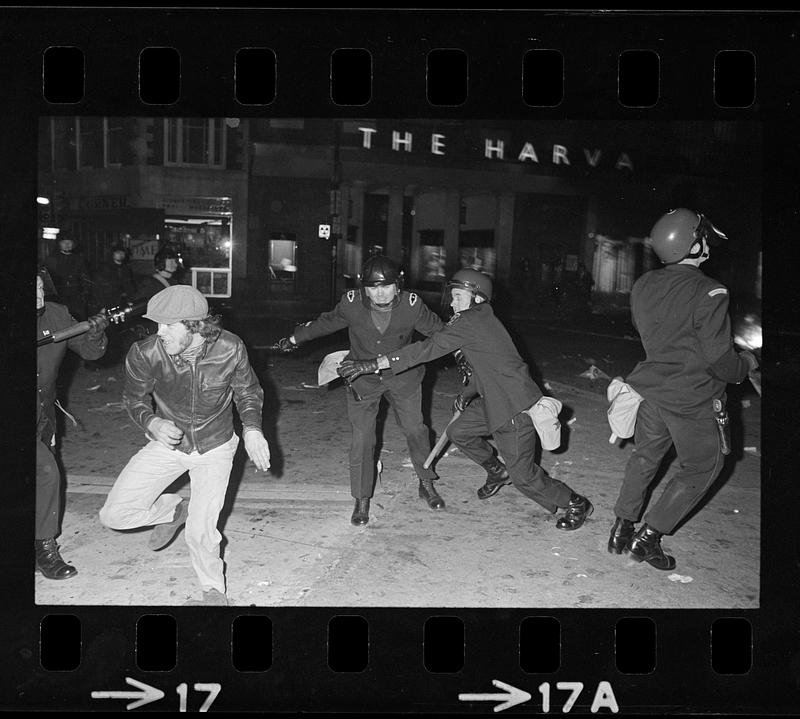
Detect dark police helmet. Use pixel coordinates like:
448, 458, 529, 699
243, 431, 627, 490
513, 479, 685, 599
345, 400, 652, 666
447, 268, 493, 302
649, 208, 728, 264
359, 255, 402, 288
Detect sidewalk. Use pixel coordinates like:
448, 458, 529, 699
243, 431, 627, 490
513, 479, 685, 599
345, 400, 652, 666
36, 332, 762, 608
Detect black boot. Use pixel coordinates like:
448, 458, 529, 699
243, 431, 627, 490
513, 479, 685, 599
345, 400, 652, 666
418, 477, 445, 510
35, 538, 78, 580
351, 498, 370, 526
476, 458, 511, 499
607, 517, 636, 554
555, 492, 594, 530
628, 524, 677, 570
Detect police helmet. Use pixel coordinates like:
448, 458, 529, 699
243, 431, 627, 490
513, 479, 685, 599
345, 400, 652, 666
447, 268, 493, 302
649, 208, 728, 264
359, 255, 402, 288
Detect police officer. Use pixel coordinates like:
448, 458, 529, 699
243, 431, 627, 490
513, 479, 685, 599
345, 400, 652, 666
274, 255, 446, 526
43, 235, 91, 320
339, 268, 594, 531
37, 268, 108, 579
136, 247, 181, 301
607, 209, 759, 570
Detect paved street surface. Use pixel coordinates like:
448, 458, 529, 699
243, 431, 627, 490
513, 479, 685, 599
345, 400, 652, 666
35, 309, 761, 608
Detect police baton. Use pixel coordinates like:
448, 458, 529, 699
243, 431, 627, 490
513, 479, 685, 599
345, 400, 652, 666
423, 409, 462, 469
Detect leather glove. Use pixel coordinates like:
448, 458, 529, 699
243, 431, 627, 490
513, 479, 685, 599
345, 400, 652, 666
338, 358, 379, 382
740, 349, 759, 372
454, 349, 473, 386
453, 393, 471, 413
274, 337, 297, 353
86, 313, 109, 338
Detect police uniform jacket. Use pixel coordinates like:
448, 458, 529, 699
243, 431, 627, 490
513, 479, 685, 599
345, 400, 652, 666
386, 302, 542, 434
123, 330, 264, 455
626, 263, 750, 418
293, 289, 443, 395
37, 301, 107, 441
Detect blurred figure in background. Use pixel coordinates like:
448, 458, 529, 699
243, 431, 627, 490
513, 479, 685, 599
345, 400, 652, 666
91, 244, 137, 313
43, 235, 90, 320
89, 244, 138, 366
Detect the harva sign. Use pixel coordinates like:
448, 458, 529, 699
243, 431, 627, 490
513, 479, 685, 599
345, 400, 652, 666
355, 126, 634, 172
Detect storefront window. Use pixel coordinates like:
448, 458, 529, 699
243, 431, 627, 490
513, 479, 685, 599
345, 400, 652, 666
458, 229, 496, 276
268, 233, 297, 290
164, 218, 231, 270
269, 233, 297, 277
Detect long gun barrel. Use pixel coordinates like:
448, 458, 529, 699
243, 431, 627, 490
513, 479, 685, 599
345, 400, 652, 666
37, 299, 148, 347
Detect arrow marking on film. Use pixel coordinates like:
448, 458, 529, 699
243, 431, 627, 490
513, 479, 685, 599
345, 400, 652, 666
91, 677, 165, 711
459, 679, 532, 712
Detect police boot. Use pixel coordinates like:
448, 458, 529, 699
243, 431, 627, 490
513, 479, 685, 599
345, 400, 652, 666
555, 493, 594, 530
351, 498, 370, 526
418, 477, 445, 510
476, 458, 511, 499
628, 524, 676, 570
35, 538, 78, 580
607, 517, 636, 554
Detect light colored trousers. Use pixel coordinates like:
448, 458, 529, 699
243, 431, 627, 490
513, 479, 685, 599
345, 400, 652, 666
99, 434, 239, 593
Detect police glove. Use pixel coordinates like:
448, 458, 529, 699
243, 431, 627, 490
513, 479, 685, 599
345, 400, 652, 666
740, 350, 759, 372
86, 313, 109, 339
338, 358, 379, 382
274, 337, 298, 353
454, 349, 472, 386
453, 393, 472, 413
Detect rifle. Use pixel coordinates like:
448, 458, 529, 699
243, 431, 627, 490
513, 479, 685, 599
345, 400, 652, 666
38, 299, 148, 347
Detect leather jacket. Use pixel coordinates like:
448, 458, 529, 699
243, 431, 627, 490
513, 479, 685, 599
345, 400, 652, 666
123, 330, 264, 454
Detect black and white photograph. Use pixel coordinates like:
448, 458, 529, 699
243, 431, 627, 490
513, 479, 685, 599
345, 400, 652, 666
34, 116, 763, 609
6, 7, 800, 715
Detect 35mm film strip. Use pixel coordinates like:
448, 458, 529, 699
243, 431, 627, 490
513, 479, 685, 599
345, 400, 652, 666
2, 7, 798, 715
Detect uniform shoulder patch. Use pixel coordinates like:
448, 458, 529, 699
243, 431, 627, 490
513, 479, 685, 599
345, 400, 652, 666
707, 287, 728, 297
408, 292, 418, 306
346, 289, 357, 302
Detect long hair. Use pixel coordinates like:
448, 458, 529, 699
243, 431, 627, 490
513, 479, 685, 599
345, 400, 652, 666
181, 314, 223, 341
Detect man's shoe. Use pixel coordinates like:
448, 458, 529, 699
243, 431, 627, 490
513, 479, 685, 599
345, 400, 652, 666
555, 493, 594, 530
35, 538, 78, 580
608, 517, 636, 554
418, 477, 445, 510
148, 499, 188, 550
183, 589, 229, 606
476, 458, 511, 499
628, 524, 677, 570
351, 498, 370, 526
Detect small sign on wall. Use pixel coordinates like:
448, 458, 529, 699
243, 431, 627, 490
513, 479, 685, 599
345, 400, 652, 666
130, 239, 159, 261
319, 224, 331, 239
